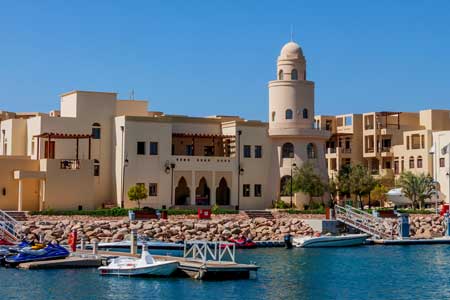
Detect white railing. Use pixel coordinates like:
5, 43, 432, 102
0, 210, 21, 242
335, 205, 395, 239
183, 241, 235, 263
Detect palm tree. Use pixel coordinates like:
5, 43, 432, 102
398, 171, 434, 209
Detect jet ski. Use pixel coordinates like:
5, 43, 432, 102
5, 243, 69, 267
221, 237, 257, 249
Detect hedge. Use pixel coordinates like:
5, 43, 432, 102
30, 207, 239, 216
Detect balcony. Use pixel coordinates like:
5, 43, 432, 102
172, 155, 235, 171
60, 159, 80, 170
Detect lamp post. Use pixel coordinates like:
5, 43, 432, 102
237, 130, 242, 211
290, 162, 297, 208
170, 163, 176, 206
120, 126, 129, 208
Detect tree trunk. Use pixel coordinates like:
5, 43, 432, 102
368, 193, 371, 209
359, 194, 364, 210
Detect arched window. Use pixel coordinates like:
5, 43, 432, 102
409, 156, 415, 169
278, 70, 284, 80
280, 175, 292, 196
417, 156, 423, 168
285, 109, 293, 120
92, 123, 101, 139
291, 69, 298, 80
307, 143, 316, 159
272, 111, 276, 122
93, 159, 100, 176
303, 109, 308, 119
282, 143, 294, 158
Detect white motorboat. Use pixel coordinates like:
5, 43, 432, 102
292, 233, 369, 248
98, 249, 178, 276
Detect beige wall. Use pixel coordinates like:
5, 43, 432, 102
0, 157, 40, 210
433, 131, 450, 203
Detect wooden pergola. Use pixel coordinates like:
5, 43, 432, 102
33, 132, 93, 160
172, 133, 236, 156
376, 111, 402, 129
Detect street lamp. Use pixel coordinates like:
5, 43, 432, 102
170, 163, 176, 207
290, 162, 297, 208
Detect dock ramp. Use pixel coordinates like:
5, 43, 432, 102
335, 205, 395, 239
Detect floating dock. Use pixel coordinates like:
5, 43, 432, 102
18, 256, 103, 270
373, 237, 450, 245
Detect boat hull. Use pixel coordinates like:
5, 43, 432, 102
99, 261, 178, 277
293, 234, 369, 248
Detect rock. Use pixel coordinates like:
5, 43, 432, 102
195, 223, 209, 232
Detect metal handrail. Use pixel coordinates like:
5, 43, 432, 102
0, 210, 21, 242
335, 205, 395, 239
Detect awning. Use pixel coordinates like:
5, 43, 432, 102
34, 133, 92, 139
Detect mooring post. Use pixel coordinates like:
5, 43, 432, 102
80, 237, 86, 251
131, 229, 137, 255
398, 214, 410, 240
445, 213, 450, 237
92, 240, 98, 255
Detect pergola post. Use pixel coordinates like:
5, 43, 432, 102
18, 179, 23, 211
76, 138, 79, 160
88, 137, 91, 160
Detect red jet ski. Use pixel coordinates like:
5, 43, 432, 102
222, 237, 257, 249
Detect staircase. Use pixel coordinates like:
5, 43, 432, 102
4, 211, 28, 221
0, 210, 22, 243
334, 205, 395, 239
245, 210, 274, 220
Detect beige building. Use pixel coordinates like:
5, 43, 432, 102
317, 110, 450, 202
0, 41, 330, 211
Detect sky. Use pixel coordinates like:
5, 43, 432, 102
1, 0, 450, 121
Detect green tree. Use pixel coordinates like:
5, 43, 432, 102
336, 164, 352, 199
127, 184, 148, 209
398, 171, 434, 209
370, 183, 389, 207
349, 164, 377, 209
290, 162, 326, 207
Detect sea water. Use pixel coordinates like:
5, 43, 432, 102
1, 245, 449, 300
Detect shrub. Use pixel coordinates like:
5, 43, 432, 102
273, 199, 290, 209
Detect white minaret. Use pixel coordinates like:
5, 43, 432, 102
268, 41, 330, 206
268, 41, 314, 136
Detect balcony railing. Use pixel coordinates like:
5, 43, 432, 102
342, 148, 352, 154
60, 159, 80, 170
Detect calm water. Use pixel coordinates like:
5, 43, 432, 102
1, 245, 450, 300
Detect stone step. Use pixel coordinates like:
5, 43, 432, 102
244, 210, 274, 220
4, 211, 28, 221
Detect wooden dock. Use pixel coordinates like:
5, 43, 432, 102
15, 247, 259, 280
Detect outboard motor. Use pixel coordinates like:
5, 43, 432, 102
284, 234, 292, 249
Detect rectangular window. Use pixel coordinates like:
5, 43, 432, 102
255, 145, 262, 158
406, 136, 410, 150
411, 134, 421, 149
345, 116, 352, 126
149, 183, 157, 196
421, 135, 425, 149
243, 145, 251, 158
137, 141, 146, 155
186, 144, 194, 156
394, 160, 399, 175
243, 184, 250, 197
149, 142, 158, 155
254, 184, 262, 197
409, 159, 414, 169
204, 146, 215, 156
440, 157, 445, 168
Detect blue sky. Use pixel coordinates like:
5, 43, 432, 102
1, 0, 450, 121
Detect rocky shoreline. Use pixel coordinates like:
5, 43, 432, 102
18, 214, 447, 244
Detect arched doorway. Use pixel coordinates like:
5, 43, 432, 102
216, 177, 230, 206
195, 177, 210, 205
175, 177, 190, 205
